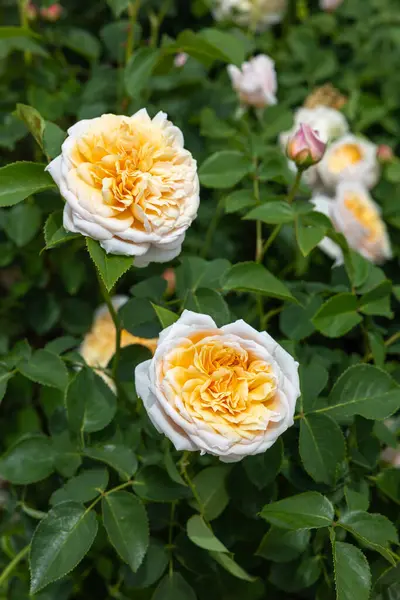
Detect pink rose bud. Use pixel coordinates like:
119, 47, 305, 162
377, 144, 394, 163
162, 268, 176, 296
286, 123, 326, 169
174, 52, 188, 68
25, 2, 38, 20
41, 3, 62, 21
320, 0, 344, 11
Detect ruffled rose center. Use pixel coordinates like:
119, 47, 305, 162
71, 117, 192, 233
329, 143, 363, 173
344, 192, 384, 244
162, 334, 279, 438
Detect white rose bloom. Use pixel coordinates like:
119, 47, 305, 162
311, 194, 344, 265
80, 295, 157, 390
227, 55, 277, 109
135, 311, 300, 463
318, 134, 380, 191
213, 0, 287, 31
280, 106, 349, 188
46, 110, 200, 267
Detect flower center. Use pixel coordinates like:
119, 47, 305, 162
162, 334, 279, 437
329, 143, 363, 173
71, 115, 191, 233
344, 193, 383, 243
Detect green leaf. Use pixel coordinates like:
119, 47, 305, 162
50, 468, 109, 506
187, 515, 229, 553
344, 486, 370, 513
153, 572, 196, 600
44, 211, 80, 249
222, 262, 296, 302
184, 288, 230, 327
375, 469, 400, 505
199, 28, 246, 66
86, 238, 133, 291
151, 304, 179, 329
269, 555, 321, 593
312, 293, 362, 338
191, 466, 230, 521
225, 190, 256, 214
257, 528, 310, 563
164, 448, 187, 487
102, 491, 149, 572
0, 434, 55, 485
296, 214, 327, 257
84, 445, 138, 481
124, 48, 160, 99
30, 502, 98, 594
4, 203, 41, 247
330, 531, 371, 600
119, 298, 160, 338
43, 122, 67, 159
15, 103, 45, 149
339, 511, 398, 565
0, 366, 13, 404
200, 108, 236, 140
320, 364, 400, 420
0, 162, 55, 207
199, 151, 252, 189
61, 28, 101, 61
359, 280, 393, 317
107, 0, 130, 17
126, 538, 168, 588
210, 552, 256, 582
299, 414, 346, 485
261, 492, 334, 530
244, 201, 295, 224
133, 467, 191, 502
243, 438, 283, 489
280, 295, 322, 341
0, 26, 39, 38
344, 250, 372, 289
18, 349, 69, 390
66, 368, 117, 434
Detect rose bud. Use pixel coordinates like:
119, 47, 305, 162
174, 52, 188, 68
286, 123, 326, 169
40, 3, 62, 21
25, 2, 38, 20
377, 144, 394, 164
320, 0, 344, 11
162, 268, 176, 296
135, 310, 300, 462
227, 54, 277, 109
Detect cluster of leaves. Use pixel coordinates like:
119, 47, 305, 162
0, 0, 400, 599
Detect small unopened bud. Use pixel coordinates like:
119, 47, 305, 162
377, 144, 394, 164
25, 2, 38, 20
162, 268, 176, 296
286, 123, 326, 169
41, 3, 62, 21
320, 0, 344, 11
174, 52, 188, 68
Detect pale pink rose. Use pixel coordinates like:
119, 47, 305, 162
135, 310, 300, 462
286, 124, 326, 169
40, 3, 62, 21
174, 53, 188, 68
377, 144, 394, 163
227, 55, 277, 109
320, 0, 344, 11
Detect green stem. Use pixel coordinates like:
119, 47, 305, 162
180, 452, 206, 520
97, 275, 122, 381
261, 224, 282, 258
201, 195, 225, 259
17, 0, 31, 65
125, 0, 141, 66
287, 170, 303, 205
168, 502, 176, 576
0, 544, 30, 589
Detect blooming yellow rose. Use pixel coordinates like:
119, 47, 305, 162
80, 296, 157, 389
135, 311, 300, 462
46, 109, 199, 267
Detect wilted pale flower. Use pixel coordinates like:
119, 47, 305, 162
135, 311, 300, 462
318, 134, 379, 191
303, 84, 347, 111
320, 0, 344, 11
46, 110, 199, 267
315, 182, 392, 264
213, 0, 287, 31
286, 124, 326, 169
40, 3, 62, 21
227, 55, 277, 109
174, 53, 188, 68
80, 296, 157, 390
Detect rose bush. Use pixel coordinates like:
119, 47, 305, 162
0, 1, 400, 599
